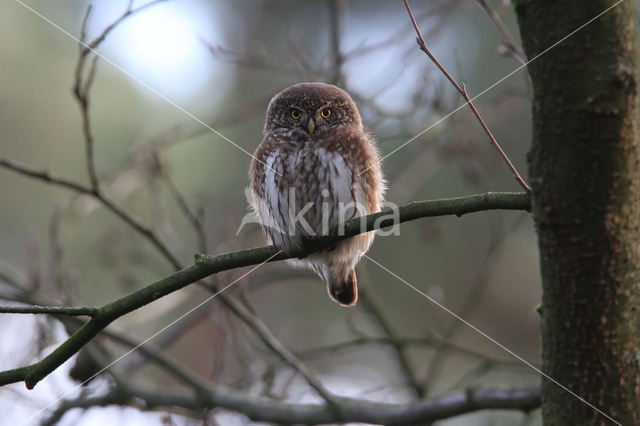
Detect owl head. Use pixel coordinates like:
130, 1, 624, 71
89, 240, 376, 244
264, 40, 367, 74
264, 82, 362, 139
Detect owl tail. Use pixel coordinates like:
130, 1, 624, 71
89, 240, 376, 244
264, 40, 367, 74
327, 268, 358, 307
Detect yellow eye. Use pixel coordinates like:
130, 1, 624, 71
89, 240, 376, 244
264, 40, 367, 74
320, 109, 332, 118
290, 109, 301, 119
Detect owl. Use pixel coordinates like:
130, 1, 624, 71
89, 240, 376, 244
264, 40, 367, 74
249, 82, 384, 306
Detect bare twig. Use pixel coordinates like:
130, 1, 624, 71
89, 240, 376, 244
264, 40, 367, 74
234, 331, 528, 394
72, 0, 168, 191
62, 316, 212, 394
476, 0, 527, 65
297, 336, 526, 369
209, 285, 340, 408
403, 0, 531, 193
162, 172, 207, 253
357, 285, 425, 398
0, 158, 182, 269
82, 0, 168, 55
343, 1, 463, 62
0, 305, 97, 317
421, 215, 530, 393
41, 381, 540, 425
73, 7, 100, 191
328, 0, 345, 85
0, 158, 94, 195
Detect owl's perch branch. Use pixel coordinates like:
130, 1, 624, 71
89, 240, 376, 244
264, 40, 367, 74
43, 381, 540, 425
0, 191, 529, 389
403, 0, 532, 193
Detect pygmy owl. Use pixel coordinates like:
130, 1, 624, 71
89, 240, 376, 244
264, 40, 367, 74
249, 82, 384, 306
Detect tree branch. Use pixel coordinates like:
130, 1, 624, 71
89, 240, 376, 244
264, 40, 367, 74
357, 288, 425, 397
0, 157, 182, 269
403, 0, 531, 193
43, 381, 540, 425
475, 0, 526, 65
73, 1, 167, 190
0, 191, 529, 389
0, 158, 94, 195
0, 305, 97, 317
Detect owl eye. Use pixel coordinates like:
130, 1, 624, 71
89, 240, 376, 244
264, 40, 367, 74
290, 109, 302, 119
320, 109, 332, 119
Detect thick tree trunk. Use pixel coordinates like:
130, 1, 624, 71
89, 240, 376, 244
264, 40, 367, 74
515, 1, 640, 424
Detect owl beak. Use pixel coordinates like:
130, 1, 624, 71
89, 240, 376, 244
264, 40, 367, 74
307, 118, 315, 135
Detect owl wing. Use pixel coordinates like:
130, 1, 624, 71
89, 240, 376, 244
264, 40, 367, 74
311, 146, 358, 232
312, 128, 384, 236
250, 134, 290, 248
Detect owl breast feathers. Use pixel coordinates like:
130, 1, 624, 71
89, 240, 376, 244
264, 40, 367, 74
249, 82, 384, 306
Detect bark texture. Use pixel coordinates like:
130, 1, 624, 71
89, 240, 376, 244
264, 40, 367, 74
515, 1, 640, 424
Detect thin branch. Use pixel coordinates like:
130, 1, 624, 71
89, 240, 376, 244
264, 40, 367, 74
0, 288, 213, 398
0, 305, 97, 317
475, 0, 527, 65
297, 336, 526, 369
71, 0, 167, 192
342, 1, 463, 62
0, 158, 94, 195
59, 316, 212, 395
358, 288, 425, 398
73, 6, 99, 191
233, 332, 528, 394
423, 215, 527, 393
161, 173, 207, 253
328, 0, 345, 85
0, 192, 530, 389
207, 283, 340, 408
403, 0, 531, 193
82, 0, 168, 55
0, 157, 182, 269
55, 2, 183, 269
42, 381, 540, 425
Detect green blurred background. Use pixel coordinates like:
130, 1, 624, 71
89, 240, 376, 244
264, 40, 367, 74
0, 0, 550, 424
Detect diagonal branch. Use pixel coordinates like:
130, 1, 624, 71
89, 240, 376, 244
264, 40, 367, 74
403, 0, 531, 193
475, 0, 526, 65
0, 191, 530, 389
0, 158, 93, 195
0, 157, 182, 269
358, 288, 425, 397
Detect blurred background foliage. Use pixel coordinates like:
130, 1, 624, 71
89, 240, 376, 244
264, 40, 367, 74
0, 0, 546, 424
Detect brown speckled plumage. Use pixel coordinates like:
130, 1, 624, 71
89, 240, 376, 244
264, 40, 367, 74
250, 82, 384, 306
